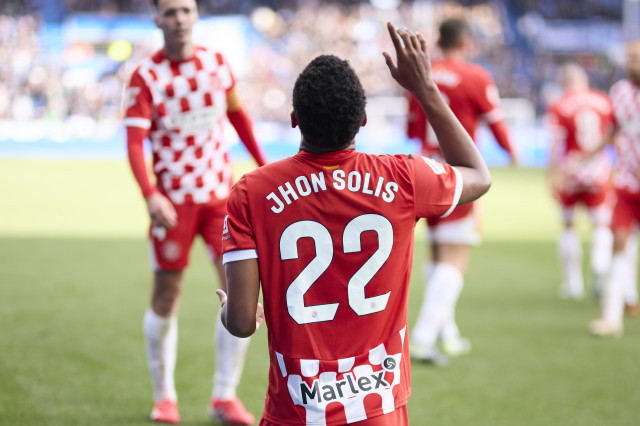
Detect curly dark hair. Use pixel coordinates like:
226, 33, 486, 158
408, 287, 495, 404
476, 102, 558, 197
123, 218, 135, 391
438, 18, 470, 50
292, 55, 366, 150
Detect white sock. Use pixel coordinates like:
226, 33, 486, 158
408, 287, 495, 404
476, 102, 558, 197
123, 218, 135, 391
143, 309, 178, 402
411, 262, 463, 347
440, 279, 464, 341
212, 315, 250, 400
558, 229, 584, 297
624, 234, 638, 305
603, 253, 627, 324
590, 226, 613, 276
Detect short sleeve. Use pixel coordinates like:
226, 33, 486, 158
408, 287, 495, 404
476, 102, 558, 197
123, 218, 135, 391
474, 70, 504, 123
545, 106, 567, 144
411, 155, 462, 218
222, 175, 257, 264
215, 52, 236, 93
122, 69, 153, 130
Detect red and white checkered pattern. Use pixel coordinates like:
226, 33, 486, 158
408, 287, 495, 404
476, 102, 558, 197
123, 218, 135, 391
123, 47, 235, 204
547, 89, 615, 195
274, 327, 406, 426
611, 79, 640, 193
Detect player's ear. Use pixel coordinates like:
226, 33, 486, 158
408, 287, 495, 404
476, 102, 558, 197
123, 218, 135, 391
290, 111, 298, 128
361, 112, 367, 127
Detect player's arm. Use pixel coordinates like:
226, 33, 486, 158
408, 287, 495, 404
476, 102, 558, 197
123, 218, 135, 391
544, 109, 565, 193
124, 72, 177, 228
489, 120, 518, 166
226, 88, 268, 167
217, 178, 265, 337
383, 22, 491, 204
477, 75, 518, 166
217, 259, 264, 338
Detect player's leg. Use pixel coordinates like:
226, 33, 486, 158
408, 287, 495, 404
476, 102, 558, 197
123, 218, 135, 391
200, 204, 254, 425
586, 193, 613, 300
623, 230, 639, 314
557, 200, 584, 299
145, 206, 197, 424
434, 242, 472, 357
590, 190, 634, 337
411, 242, 462, 365
411, 206, 478, 362
146, 270, 183, 424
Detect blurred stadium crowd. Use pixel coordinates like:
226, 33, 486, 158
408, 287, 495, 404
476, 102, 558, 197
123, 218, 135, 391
0, 0, 627, 128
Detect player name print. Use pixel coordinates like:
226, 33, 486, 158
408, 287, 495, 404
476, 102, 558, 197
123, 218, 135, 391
266, 170, 399, 214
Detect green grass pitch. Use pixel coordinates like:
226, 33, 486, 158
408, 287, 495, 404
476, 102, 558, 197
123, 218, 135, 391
0, 159, 638, 425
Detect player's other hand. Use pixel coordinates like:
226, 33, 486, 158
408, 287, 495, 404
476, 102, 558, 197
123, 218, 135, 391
509, 151, 520, 167
383, 22, 434, 96
216, 290, 265, 332
146, 192, 178, 229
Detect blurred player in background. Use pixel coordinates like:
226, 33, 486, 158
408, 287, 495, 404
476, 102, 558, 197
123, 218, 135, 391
546, 63, 615, 300
406, 18, 517, 364
216, 23, 491, 425
590, 39, 640, 337
123, 0, 266, 423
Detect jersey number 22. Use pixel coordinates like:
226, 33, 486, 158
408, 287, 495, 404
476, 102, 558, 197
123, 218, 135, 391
280, 214, 393, 325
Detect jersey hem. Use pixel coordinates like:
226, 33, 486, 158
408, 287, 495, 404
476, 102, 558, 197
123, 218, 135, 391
261, 398, 410, 426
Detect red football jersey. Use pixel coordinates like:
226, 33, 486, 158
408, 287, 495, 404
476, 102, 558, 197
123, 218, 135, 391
123, 47, 235, 205
222, 149, 461, 425
610, 79, 640, 193
547, 88, 615, 195
406, 58, 507, 158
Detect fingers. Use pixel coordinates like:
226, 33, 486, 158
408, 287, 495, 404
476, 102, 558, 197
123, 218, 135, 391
216, 289, 227, 307
386, 21, 402, 53
255, 303, 265, 330
164, 204, 178, 229
382, 51, 397, 75
417, 33, 427, 53
387, 21, 424, 55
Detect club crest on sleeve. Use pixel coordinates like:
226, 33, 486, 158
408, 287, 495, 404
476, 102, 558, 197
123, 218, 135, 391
421, 156, 446, 175
222, 215, 230, 240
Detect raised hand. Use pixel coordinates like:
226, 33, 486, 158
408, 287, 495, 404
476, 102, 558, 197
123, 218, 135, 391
382, 22, 434, 96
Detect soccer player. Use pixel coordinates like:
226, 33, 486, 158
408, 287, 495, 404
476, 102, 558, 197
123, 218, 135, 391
406, 18, 517, 363
216, 23, 492, 425
590, 39, 640, 337
546, 63, 615, 300
123, 0, 266, 423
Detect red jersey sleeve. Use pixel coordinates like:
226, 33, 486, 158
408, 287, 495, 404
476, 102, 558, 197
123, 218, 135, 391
123, 69, 153, 130
123, 69, 157, 198
222, 175, 257, 263
215, 52, 236, 93
545, 105, 567, 166
473, 70, 514, 155
407, 154, 462, 218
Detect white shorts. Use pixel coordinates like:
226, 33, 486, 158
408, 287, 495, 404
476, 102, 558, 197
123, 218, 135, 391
427, 213, 482, 246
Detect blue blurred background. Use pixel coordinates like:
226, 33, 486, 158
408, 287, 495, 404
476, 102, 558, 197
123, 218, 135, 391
0, 0, 637, 165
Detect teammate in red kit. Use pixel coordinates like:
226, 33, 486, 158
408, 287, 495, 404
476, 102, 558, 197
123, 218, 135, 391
406, 18, 517, 363
590, 39, 640, 337
546, 63, 615, 300
123, 0, 266, 423
216, 23, 491, 425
